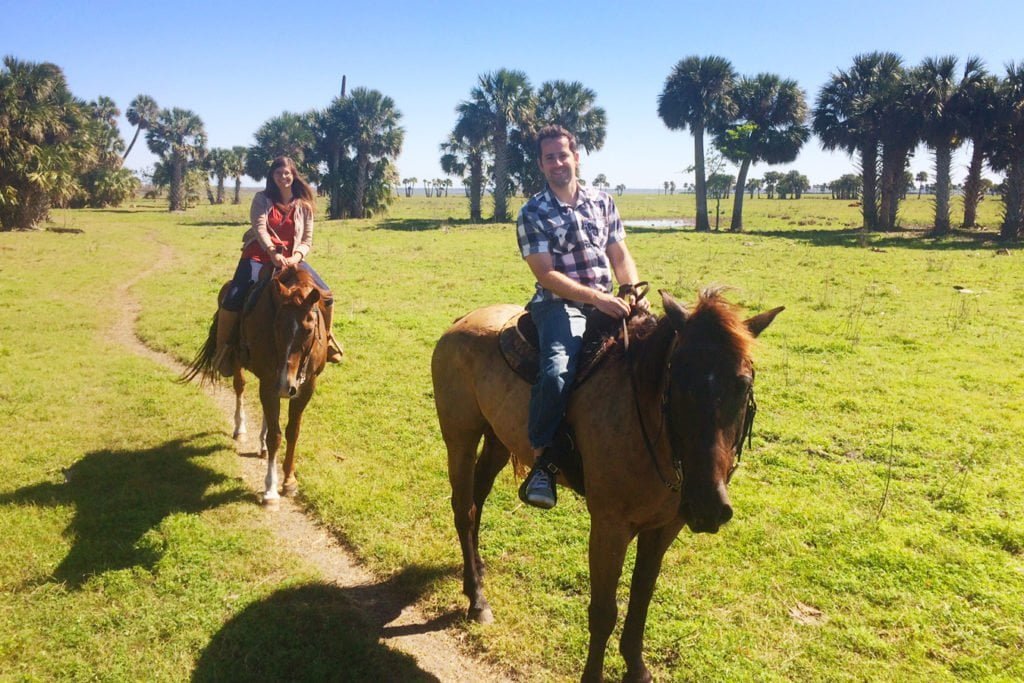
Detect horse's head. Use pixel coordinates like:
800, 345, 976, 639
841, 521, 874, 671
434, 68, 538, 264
270, 267, 326, 398
661, 288, 783, 534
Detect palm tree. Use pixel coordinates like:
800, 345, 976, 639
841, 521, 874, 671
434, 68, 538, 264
915, 171, 929, 197
960, 74, 1000, 228
987, 63, 1024, 241
314, 96, 350, 219
245, 111, 317, 182
915, 56, 986, 235
146, 107, 207, 211
205, 147, 231, 204
341, 87, 404, 219
228, 146, 247, 204
0, 57, 93, 230
443, 97, 491, 221
715, 73, 809, 232
658, 55, 738, 232
814, 52, 904, 231
123, 94, 158, 161
470, 69, 534, 222
615, 183, 626, 196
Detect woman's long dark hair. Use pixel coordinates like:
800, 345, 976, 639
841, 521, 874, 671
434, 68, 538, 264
265, 156, 316, 211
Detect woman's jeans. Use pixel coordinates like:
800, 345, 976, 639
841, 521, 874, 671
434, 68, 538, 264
527, 299, 588, 450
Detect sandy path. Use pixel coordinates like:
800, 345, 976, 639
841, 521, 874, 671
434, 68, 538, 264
112, 241, 513, 682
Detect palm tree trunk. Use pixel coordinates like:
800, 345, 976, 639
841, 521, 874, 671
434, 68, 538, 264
860, 144, 879, 231
328, 146, 343, 220
693, 123, 710, 232
169, 155, 184, 212
961, 140, 985, 228
932, 144, 952, 235
729, 159, 751, 232
354, 151, 368, 219
1000, 162, 1024, 241
122, 126, 142, 162
492, 126, 509, 222
216, 176, 225, 205
233, 177, 241, 205
469, 154, 483, 222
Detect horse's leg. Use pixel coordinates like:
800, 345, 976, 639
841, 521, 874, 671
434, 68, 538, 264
445, 426, 491, 623
471, 430, 511, 582
583, 521, 633, 683
259, 413, 268, 456
259, 381, 283, 506
280, 383, 313, 497
232, 367, 247, 439
620, 520, 686, 683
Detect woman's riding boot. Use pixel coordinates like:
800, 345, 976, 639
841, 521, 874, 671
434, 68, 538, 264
323, 304, 344, 363
214, 308, 239, 377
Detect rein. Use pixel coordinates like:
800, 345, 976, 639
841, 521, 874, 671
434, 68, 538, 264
623, 303, 758, 493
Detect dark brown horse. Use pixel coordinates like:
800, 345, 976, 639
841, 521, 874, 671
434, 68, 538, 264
431, 288, 782, 682
184, 266, 328, 505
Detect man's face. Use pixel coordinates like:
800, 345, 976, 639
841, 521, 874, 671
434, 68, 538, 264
538, 136, 579, 190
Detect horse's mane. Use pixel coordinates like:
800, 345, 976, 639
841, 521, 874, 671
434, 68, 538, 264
625, 287, 755, 380
680, 287, 756, 361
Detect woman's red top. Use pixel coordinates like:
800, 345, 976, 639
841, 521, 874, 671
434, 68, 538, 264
241, 201, 297, 262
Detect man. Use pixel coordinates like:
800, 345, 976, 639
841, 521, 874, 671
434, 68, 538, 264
516, 125, 647, 509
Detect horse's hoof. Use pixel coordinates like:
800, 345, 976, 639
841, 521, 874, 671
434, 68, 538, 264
233, 428, 247, 439
468, 606, 493, 624
261, 495, 280, 508
282, 482, 298, 497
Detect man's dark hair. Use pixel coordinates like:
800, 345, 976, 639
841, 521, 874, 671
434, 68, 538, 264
536, 125, 577, 158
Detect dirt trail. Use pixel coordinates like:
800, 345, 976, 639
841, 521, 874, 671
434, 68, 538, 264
113, 242, 513, 682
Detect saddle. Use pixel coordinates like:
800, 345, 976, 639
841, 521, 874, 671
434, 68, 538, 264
498, 308, 623, 387
499, 284, 651, 498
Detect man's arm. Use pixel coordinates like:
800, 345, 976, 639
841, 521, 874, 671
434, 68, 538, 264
525, 252, 631, 318
607, 240, 650, 312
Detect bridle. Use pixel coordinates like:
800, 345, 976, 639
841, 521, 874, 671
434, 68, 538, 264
625, 315, 757, 493
271, 270, 323, 390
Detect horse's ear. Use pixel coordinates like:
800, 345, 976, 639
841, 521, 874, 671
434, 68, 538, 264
745, 306, 785, 337
659, 289, 690, 330
275, 278, 291, 298
304, 288, 321, 308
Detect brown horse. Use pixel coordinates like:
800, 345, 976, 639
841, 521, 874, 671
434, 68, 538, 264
431, 288, 782, 682
184, 266, 328, 505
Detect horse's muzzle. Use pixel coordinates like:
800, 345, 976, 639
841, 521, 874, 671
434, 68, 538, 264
682, 481, 733, 534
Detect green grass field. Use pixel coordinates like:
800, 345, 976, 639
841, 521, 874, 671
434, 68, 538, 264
2, 192, 1021, 681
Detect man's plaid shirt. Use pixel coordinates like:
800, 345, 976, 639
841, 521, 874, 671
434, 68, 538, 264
516, 185, 625, 304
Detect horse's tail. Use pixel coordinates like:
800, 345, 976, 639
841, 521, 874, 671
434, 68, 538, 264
179, 311, 220, 385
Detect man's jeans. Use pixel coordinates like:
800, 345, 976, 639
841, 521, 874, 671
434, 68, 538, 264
527, 299, 588, 450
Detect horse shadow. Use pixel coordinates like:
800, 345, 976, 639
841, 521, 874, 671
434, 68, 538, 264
0, 434, 246, 589
192, 565, 454, 682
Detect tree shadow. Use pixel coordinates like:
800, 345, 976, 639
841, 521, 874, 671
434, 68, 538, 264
371, 218, 483, 231
193, 564, 456, 682
0, 434, 246, 588
751, 226, 1010, 251
179, 220, 250, 228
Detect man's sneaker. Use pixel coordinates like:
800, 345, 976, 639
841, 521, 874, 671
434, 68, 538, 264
518, 467, 557, 509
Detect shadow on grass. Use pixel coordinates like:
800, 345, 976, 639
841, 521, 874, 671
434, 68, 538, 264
626, 222, 1015, 252
180, 220, 250, 228
371, 218, 486, 231
0, 433, 245, 588
193, 566, 455, 682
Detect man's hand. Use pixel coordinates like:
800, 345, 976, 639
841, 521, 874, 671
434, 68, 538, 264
592, 291, 631, 319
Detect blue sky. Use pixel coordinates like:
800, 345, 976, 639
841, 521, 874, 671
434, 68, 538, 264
4, 0, 1023, 188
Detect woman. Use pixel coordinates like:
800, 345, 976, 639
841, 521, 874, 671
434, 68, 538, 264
214, 156, 343, 375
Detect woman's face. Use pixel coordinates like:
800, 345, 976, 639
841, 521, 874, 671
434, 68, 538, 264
272, 165, 294, 193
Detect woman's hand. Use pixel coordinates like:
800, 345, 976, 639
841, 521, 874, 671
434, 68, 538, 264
285, 253, 303, 267
271, 252, 289, 269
